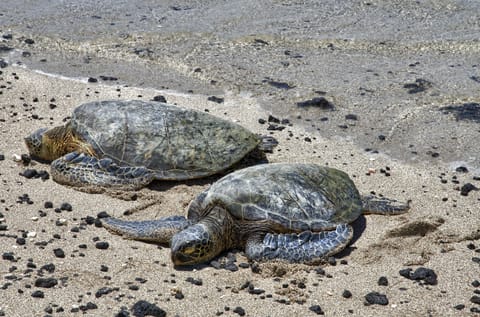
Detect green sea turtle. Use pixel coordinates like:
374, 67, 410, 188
101, 163, 410, 265
24, 100, 276, 190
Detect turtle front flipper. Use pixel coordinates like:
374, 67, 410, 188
245, 224, 354, 263
102, 216, 190, 244
362, 195, 410, 215
51, 152, 156, 190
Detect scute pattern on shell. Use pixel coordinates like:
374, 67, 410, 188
71, 100, 260, 179
189, 163, 363, 231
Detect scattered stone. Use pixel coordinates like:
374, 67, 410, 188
456, 166, 469, 173
95, 287, 116, 298
365, 292, 389, 305
460, 183, 478, 196
378, 276, 389, 286
44, 201, 53, 208
454, 304, 465, 310
345, 114, 358, 121
152, 95, 167, 103
403, 78, 432, 94
95, 241, 109, 250
233, 306, 245, 316
265, 80, 294, 89
399, 267, 438, 285
24, 38, 35, 45
131, 300, 166, 317
99, 75, 118, 81
342, 290, 352, 298
186, 277, 203, 286
207, 96, 224, 103
31, 290, 44, 298
309, 305, 324, 315
2, 252, 15, 261
35, 277, 58, 288
87, 77, 98, 83
53, 248, 65, 258
60, 202, 73, 211
471, 296, 480, 305
297, 97, 334, 110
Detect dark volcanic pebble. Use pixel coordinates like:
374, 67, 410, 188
60, 202, 73, 211
131, 300, 166, 317
31, 290, 44, 298
296, 97, 334, 110
35, 277, 58, 288
53, 248, 65, 258
95, 241, 109, 250
152, 95, 167, 103
266, 80, 294, 89
308, 305, 324, 315
471, 296, 480, 305
87, 77, 98, 83
44, 201, 53, 208
365, 292, 389, 305
460, 183, 478, 196
207, 96, 224, 103
399, 267, 438, 285
378, 276, 389, 286
342, 290, 352, 298
403, 78, 432, 94
0, 154, 4, 161
233, 307, 246, 316
186, 277, 203, 286
95, 287, 116, 298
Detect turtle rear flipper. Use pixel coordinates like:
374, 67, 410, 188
102, 216, 189, 243
362, 195, 410, 215
245, 224, 353, 263
51, 152, 155, 190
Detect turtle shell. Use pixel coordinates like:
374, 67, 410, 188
71, 100, 260, 180
188, 163, 363, 231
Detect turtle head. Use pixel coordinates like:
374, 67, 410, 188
170, 223, 219, 266
24, 127, 55, 161
25, 124, 88, 161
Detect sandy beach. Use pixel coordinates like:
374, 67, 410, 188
1, 1, 480, 316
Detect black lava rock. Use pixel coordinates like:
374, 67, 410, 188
233, 307, 245, 316
2, 252, 15, 261
378, 276, 389, 286
186, 277, 203, 286
131, 300, 166, 317
345, 114, 358, 121
152, 95, 167, 103
44, 201, 53, 208
31, 290, 45, 298
308, 305, 324, 315
95, 241, 109, 250
266, 80, 294, 89
95, 287, 115, 298
297, 97, 334, 110
35, 277, 58, 288
403, 78, 432, 94
207, 96, 224, 103
471, 296, 480, 305
342, 290, 352, 298
53, 248, 65, 258
365, 292, 389, 305
460, 183, 478, 196
87, 77, 98, 83
399, 267, 438, 285
60, 202, 72, 211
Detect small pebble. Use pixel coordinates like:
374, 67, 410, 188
53, 248, 65, 258
233, 307, 245, 316
131, 300, 166, 317
308, 305, 324, 315
31, 290, 44, 298
95, 241, 109, 250
60, 203, 72, 211
378, 276, 389, 286
365, 292, 389, 305
342, 290, 352, 298
35, 277, 58, 288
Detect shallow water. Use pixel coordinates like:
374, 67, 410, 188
1, 0, 480, 171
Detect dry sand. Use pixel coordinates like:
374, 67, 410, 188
0, 65, 479, 316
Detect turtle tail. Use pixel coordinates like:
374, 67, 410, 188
361, 195, 411, 215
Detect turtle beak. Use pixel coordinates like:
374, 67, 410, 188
171, 251, 195, 266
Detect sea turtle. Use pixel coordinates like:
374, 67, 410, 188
101, 163, 410, 265
24, 100, 276, 190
